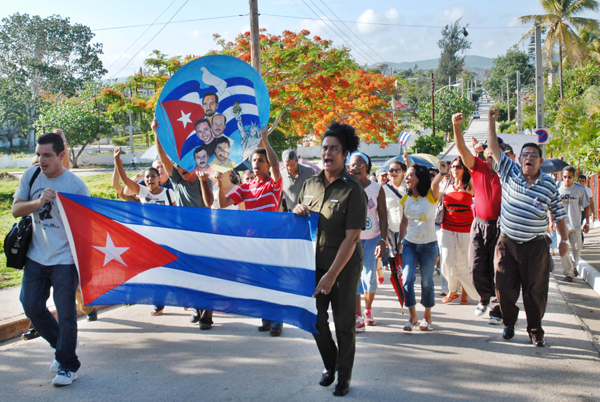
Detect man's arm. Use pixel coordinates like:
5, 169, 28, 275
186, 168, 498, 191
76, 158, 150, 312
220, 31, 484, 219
583, 205, 591, 234
216, 173, 235, 208
151, 119, 174, 177
197, 172, 215, 207
487, 108, 501, 164
556, 219, 569, 257
452, 113, 475, 170
261, 128, 280, 182
13, 189, 55, 218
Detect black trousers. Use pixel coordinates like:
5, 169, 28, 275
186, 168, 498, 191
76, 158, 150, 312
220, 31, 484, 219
313, 263, 360, 382
495, 235, 551, 337
469, 217, 502, 318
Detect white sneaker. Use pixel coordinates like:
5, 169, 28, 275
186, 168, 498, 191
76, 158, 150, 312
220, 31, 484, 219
52, 370, 78, 386
355, 315, 366, 333
488, 316, 503, 325
49, 359, 60, 373
474, 303, 488, 317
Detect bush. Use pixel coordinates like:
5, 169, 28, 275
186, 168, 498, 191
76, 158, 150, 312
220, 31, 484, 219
410, 133, 446, 155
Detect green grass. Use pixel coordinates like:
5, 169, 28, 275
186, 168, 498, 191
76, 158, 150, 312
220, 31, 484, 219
0, 171, 117, 289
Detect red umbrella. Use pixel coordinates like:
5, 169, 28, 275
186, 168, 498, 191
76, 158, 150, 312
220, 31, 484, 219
388, 254, 405, 313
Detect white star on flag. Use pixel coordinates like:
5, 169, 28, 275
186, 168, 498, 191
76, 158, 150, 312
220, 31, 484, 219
93, 233, 129, 267
177, 110, 192, 129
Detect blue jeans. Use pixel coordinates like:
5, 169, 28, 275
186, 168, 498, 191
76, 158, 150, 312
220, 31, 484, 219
402, 240, 439, 309
262, 319, 282, 329
357, 237, 379, 294
20, 258, 80, 372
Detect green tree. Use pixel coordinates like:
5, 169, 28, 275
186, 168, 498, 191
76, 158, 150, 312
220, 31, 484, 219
435, 19, 471, 86
519, 0, 600, 98
484, 45, 535, 102
36, 83, 113, 168
0, 79, 29, 147
0, 13, 106, 149
410, 133, 446, 155
417, 88, 475, 141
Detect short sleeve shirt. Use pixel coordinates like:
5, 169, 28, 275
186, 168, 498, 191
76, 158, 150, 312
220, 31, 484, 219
229, 177, 282, 212
383, 183, 405, 233
170, 168, 211, 208
282, 164, 316, 211
299, 169, 367, 273
138, 186, 176, 205
14, 166, 90, 265
470, 157, 502, 221
400, 190, 437, 244
558, 183, 590, 231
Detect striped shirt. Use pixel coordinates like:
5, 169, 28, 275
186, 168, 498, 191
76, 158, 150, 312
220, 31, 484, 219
494, 152, 566, 242
229, 177, 282, 212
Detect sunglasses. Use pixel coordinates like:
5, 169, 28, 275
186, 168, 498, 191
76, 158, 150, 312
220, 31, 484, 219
388, 168, 403, 173
451, 165, 463, 169
564, 176, 573, 179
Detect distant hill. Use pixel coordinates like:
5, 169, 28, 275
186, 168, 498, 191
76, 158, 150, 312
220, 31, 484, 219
372, 55, 495, 71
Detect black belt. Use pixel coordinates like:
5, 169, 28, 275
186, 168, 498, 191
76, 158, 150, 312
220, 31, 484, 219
475, 216, 498, 225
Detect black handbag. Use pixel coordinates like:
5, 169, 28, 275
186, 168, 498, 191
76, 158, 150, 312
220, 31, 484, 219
4, 167, 41, 269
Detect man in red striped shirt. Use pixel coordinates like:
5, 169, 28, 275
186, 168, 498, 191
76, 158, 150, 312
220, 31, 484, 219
216, 127, 284, 335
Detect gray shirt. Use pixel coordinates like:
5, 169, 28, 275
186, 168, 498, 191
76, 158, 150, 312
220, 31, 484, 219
170, 169, 212, 208
14, 166, 90, 266
281, 164, 316, 211
558, 182, 590, 231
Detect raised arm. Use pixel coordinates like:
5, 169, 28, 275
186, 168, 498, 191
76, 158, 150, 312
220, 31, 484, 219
430, 161, 448, 202
487, 108, 501, 164
151, 118, 174, 177
261, 128, 280, 183
197, 171, 215, 207
452, 113, 475, 170
215, 172, 235, 208
403, 151, 411, 168
114, 147, 141, 195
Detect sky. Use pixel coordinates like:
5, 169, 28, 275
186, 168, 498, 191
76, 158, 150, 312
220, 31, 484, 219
2, 0, 600, 78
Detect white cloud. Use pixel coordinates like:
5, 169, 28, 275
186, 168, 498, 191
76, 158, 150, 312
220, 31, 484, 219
191, 30, 202, 39
440, 6, 469, 25
484, 40, 496, 49
356, 8, 402, 35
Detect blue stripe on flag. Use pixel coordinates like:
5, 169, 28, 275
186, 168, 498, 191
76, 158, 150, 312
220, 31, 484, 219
224, 77, 255, 88
218, 95, 257, 111
90, 284, 318, 333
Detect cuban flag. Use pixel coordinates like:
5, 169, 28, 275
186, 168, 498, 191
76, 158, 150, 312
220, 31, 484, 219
56, 193, 319, 333
398, 131, 412, 147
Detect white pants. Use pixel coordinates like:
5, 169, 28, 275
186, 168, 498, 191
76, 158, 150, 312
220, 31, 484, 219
561, 230, 582, 277
441, 229, 479, 299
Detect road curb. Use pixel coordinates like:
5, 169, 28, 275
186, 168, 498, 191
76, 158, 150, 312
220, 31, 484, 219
577, 260, 600, 297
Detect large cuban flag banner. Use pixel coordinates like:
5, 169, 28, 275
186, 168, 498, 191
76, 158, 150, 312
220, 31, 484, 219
155, 55, 270, 173
56, 193, 319, 333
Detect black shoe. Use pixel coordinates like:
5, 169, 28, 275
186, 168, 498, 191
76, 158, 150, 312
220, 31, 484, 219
190, 310, 200, 324
530, 334, 546, 347
333, 380, 350, 396
269, 327, 283, 337
319, 368, 335, 387
87, 308, 98, 322
199, 323, 212, 330
503, 325, 515, 340
22, 329, 40, 341
258, 324, 271, 332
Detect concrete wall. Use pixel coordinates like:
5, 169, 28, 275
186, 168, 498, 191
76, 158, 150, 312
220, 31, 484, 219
0, 152, 133, 169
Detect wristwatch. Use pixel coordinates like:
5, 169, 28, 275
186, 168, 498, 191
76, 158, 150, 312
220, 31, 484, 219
380, 237, 386, 243
560, 240, 569, 245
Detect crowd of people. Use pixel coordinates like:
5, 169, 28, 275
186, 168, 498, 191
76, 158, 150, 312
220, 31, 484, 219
12, 109, 596, 395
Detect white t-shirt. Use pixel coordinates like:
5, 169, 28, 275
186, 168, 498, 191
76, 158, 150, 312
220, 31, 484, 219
211, 184, 240, 210
582, 187, 593, 212
400, 190, 438, 244
138, 186, 176, 206
383, 182, 406, 232
361, 181, 382, 240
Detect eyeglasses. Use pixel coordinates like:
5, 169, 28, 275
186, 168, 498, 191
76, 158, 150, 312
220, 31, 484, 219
388, 168, 403, 173
451, 165, 463, 169
349, 163, 366, 169
521, 152, 540, 158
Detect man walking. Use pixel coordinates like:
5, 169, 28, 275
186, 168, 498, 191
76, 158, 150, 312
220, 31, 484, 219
280, 150, 315, 212
558, 167, 590, 282
13, 133, 90, 386
486, 108, 568, 347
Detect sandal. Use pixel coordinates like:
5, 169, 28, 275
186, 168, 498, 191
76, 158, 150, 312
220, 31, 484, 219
460, 299, 470, 305
403, 320, 418, 332
441, 293, 459, 304
418, 319, 432, 331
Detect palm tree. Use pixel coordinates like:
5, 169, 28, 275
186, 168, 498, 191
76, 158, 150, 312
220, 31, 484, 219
579, 27, 600, 61
519, 0, 600, 98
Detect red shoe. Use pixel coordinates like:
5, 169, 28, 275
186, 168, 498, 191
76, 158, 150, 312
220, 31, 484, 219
441, 293, 459, 304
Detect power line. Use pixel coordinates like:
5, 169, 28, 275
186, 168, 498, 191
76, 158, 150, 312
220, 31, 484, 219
93, 14, 248, 32
111, 0, 190, 78
106, 0, 178, 71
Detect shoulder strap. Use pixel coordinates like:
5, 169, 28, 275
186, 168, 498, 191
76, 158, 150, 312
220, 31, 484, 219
166, 189, 173, 205
28, 167, 41, 198
385, 183, 402, 199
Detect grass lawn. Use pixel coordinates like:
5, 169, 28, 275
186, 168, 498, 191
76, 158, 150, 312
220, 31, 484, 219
0, 171, 117, 289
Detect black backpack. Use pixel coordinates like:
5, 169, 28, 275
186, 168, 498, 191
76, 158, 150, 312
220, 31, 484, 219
4, 167, 41, 269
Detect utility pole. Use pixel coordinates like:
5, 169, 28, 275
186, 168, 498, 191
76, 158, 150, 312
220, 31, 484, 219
535, 24, 545, 154
506, 77, 510, 122
448, 76, 452, 91
431, 72, 435, 135
249, 0, 261, 74
127, 83, 134, 157
516, 70, 522, 133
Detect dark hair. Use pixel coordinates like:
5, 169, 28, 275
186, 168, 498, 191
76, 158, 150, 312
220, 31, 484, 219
194, 144, 211, 156
214, 136, 230, 147
144, 167, 160, 177
252, 148, 268, 164
389, 161, 407, 172
521, 143, 542, 157
563, 166, 576, 175
407, 164, 431, 198
322, 122, 359, 155
351, 152, 372, 173
194, 118, 211, 129
229, 169, 240, 185
37, 133, 65, 155
202, 91, 218, 104
578, 174, 587, 181
450, 156, 471, 190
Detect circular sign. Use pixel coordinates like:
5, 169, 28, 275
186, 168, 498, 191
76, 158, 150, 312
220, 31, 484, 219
536, 129, 549, 144
155, 55, 270, 173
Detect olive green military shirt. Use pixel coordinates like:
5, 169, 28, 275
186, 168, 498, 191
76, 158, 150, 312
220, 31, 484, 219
299, 169, 368, 273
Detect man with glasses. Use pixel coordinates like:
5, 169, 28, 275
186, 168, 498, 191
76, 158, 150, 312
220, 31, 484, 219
486, 108, 568, 347
558, 167, 591, 282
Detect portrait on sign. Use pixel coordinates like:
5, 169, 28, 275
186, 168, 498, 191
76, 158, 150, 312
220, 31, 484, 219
155, 55, 270, 173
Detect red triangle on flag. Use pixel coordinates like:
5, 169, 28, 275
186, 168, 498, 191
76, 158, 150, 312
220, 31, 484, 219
58, 194, 178, 304
161, 99, 205, 157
